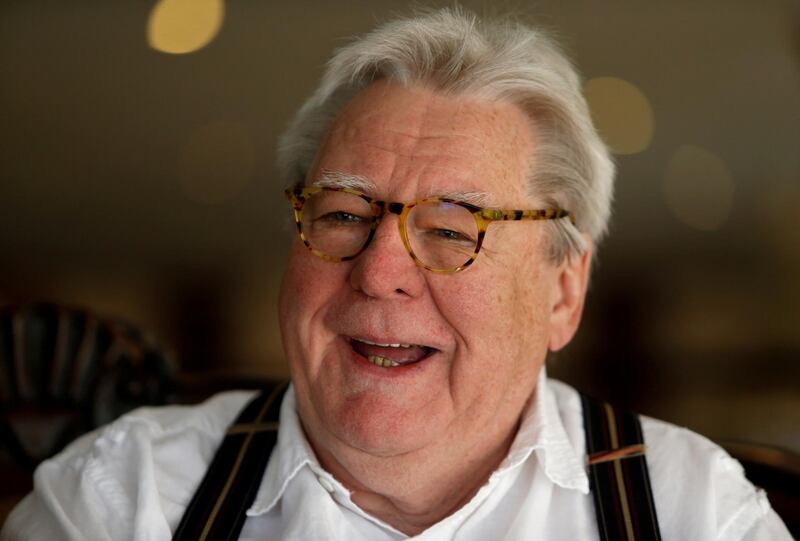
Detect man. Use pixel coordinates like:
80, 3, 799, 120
2, 8, 791, 540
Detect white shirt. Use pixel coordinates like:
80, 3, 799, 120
2, 370, 791, 540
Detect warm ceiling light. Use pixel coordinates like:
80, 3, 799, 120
584, 76, 655, 155
663, 145, 734, 231
147, 0, 225, 55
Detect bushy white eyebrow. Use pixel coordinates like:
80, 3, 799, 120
313, 170, 377, 192
438, 191, 493, 206
313, 169, 494, 207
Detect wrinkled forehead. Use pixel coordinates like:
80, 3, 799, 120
308, 80, 537, 205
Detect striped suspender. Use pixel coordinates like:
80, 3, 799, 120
174, 384, 660, 540
173, 382, 288, 541
581, 393, 662, 541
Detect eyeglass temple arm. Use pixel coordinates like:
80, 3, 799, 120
480, 209, 576, 225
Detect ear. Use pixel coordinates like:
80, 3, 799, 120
548, 234, 593, 352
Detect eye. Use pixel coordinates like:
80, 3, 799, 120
317, 211, 368, 225
430, 228, 474, 244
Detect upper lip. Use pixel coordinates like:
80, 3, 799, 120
353, 338, 416, 348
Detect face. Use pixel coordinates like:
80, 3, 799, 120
279, 80, 586, 464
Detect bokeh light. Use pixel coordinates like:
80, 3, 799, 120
663, 144, 734, 231
147, 0, 225, 55
583, 76, 655, 155
178, 120, 254, 205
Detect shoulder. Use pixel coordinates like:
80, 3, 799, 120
640, 415, 783, 539
1, 390, 255, 541
546, 379, 789, 540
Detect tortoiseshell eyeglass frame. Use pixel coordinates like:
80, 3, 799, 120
284, 186, 575, 274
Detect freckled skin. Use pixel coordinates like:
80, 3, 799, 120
278, 80, 590, 534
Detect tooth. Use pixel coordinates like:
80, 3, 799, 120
356, 338, 420, 349
366, 354, 401, 368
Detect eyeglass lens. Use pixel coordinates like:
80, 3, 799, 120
300, 190, 479, 271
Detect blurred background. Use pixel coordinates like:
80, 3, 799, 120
1, 0, 798, 516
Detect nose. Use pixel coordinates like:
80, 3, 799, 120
348, 213, 425, 299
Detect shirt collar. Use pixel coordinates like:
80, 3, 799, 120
247, 385, 319, 516
496, 367, 589, 494
247, 367, 588, 515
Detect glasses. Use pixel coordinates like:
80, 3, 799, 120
284, 186, 574, 274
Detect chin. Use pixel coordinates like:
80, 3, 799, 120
335, 397, 439, 456
294, 336, 454, 457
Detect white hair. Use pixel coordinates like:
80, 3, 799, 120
277, 7, 614, 262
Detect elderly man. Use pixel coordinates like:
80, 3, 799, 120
2, 8, 791, 541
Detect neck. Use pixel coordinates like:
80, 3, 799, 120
305, 408, 524, 535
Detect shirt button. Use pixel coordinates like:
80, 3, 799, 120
318, 476, 335, 493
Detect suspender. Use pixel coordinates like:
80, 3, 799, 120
173, 382, 288, 541
581, 393, 662, 541
174, 385, 661, 540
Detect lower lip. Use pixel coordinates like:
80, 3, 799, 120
344, 338, 436, 378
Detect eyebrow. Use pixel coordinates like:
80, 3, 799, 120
313, 170, 376, 192
313, 169, 495, 207
439, 191, 494, 206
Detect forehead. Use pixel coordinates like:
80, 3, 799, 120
309, 80, 536, 205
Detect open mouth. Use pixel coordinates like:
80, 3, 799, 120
349, 337, 437, 368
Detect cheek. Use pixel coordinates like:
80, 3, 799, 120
429, 270, 546, 418
279, 245, 312, 329
282, 242, 343, 310
437, 253, 549, 340
464, 280, 546, 346
279, 243, 345, 369
431, 245, 553, 386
